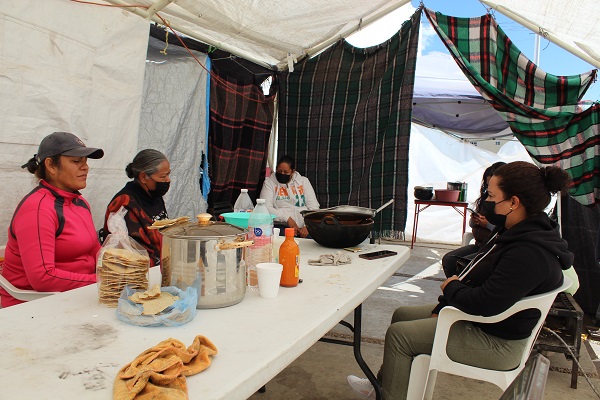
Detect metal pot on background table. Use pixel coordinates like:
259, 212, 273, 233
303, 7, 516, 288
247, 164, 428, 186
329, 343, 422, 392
160, 221, 253, 309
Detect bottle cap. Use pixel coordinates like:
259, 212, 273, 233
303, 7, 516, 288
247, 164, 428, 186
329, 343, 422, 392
257, 199, 265, 204
285, 228, 295, 237
241, 189, 248, 193
273, 227, 280, 236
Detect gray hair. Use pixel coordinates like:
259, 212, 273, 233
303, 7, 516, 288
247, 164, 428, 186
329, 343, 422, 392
125, 149, 167, 179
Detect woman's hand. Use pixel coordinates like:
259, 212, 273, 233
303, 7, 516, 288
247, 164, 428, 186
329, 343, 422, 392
441, 275, 459, 291
287, 217, 309, 237
473, 214, 489, 227
287, 217, 300, 235
297, 226, 309, 238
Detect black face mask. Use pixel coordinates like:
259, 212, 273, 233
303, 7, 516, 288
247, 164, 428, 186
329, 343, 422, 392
275, 172, 291, 184
149, 180, 170, 198
480, 199, 511, 227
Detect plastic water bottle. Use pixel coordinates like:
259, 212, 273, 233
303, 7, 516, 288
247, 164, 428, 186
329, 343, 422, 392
246, 199, 273, 289
234, 189, 254, 212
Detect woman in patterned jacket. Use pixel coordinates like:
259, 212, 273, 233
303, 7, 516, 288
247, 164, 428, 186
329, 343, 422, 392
104, 149, 170, 266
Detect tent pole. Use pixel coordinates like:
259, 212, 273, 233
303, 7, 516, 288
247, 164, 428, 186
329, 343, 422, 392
305, 0, 413, 59
533, 32, 541, 65
267, 95, 279, 173
481, 0, 600, 69
103, 0, 275, 70
557, 194, 563, 237
144, 0, 173, 19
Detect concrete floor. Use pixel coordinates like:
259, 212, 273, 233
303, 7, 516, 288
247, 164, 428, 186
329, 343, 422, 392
249, 241, 600, 400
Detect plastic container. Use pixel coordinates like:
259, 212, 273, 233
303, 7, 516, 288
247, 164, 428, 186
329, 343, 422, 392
460, 182, 468, 202
221, 212, 277, 229
434, 189, 460, 202
246, 199, 273, 289
234, 189, 254, 213
279, 228, 300, 287
272, 227, 284, 263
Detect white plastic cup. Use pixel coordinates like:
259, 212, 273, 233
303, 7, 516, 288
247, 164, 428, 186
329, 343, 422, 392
256, 263, 283, 298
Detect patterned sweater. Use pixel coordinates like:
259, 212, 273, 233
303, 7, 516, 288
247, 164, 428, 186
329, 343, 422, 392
104, 181, 167, 266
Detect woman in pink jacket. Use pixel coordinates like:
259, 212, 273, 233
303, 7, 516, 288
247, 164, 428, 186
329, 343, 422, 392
0, 132, 104, 307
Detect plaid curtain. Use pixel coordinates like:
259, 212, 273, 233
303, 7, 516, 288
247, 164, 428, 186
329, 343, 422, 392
278, 9, 421, 236
559, 194, 600, 314
208, 67, 276, 206
425, 9, 599, 205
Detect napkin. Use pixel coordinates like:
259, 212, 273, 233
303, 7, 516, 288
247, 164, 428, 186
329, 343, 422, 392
114, 335, 218, 400
307, 251, 352, 266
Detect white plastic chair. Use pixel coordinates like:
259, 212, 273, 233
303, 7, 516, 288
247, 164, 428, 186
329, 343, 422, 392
0, 246, 59, 302
461, 232, 474, 246
406, 277, 572, 400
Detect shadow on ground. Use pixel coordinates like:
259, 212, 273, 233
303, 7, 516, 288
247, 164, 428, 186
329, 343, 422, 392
249, 241, 600, 400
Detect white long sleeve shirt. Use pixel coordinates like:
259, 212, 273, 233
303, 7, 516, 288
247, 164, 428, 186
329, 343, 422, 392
259, 171, 320, 228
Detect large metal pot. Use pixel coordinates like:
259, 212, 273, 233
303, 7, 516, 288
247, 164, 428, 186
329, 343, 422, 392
160, 221, 252, 309
302, 205, 377, 219
302, 211, 374, 248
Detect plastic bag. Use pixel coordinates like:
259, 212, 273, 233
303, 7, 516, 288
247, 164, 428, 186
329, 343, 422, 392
96, 206, 151, 307
116, 285, 198, 327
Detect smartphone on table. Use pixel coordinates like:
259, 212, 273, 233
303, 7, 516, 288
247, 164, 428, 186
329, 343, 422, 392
358, 250, 397, 260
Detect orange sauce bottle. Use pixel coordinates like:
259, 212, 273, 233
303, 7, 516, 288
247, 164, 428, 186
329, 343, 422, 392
279, 228, 300, 287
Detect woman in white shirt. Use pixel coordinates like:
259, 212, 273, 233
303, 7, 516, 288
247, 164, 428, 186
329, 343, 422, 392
259, 155, 320, 237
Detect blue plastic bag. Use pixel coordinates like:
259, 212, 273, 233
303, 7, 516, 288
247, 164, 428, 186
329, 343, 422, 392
116, 285, 198, 327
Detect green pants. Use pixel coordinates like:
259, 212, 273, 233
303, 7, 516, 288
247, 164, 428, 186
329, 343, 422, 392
381, 304, 528, 400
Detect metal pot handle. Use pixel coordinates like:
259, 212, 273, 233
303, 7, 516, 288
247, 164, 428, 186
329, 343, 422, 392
215, 240, 254, 251
320, 214, 339, 226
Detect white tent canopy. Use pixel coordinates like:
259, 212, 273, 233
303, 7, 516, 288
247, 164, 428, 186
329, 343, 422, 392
104, 0, 413, 70
412, 70, 509, 136
105, 0, 600, 71
482, 0, 600, 69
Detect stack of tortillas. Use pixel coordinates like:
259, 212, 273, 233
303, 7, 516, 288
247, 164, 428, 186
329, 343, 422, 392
129, 284, 180, 315
149, 216, 189, 229
97, 248, 150, 307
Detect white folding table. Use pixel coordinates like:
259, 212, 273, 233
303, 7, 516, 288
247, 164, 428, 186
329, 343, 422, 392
0, 239, 409, 399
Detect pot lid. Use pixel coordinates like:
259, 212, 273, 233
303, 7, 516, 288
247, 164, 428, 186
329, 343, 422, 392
301, 205, 376, 219
160, 221, 245, 239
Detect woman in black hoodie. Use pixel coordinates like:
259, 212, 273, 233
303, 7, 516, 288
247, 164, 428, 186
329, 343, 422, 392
348, 161, 573, 400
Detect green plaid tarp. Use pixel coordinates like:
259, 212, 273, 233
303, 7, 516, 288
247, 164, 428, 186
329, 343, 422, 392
425, 8, 600, 205
278, 9, 421, 236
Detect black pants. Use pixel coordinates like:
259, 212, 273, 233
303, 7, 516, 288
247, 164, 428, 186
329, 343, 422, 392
441, 244, 478, 278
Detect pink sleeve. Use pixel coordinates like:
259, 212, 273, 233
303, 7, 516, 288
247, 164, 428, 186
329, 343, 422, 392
14, 207, 96, 292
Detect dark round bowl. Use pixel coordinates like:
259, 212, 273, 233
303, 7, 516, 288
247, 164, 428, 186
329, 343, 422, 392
304, 213, 374, 248
414, 187, 433, 200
